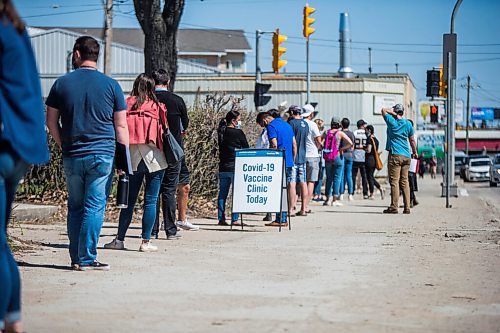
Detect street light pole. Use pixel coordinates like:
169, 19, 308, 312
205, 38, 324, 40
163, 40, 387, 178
465, 75, 471, 155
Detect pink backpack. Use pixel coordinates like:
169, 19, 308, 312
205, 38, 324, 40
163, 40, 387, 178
323, 129, 339, 162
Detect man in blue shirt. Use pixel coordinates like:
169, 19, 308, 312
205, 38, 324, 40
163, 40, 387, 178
382, 104, 417, 214
257, 111, 296, 226
46, 36, 129, 271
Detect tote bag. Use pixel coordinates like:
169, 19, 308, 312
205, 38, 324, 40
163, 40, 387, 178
371, 136, 383, 171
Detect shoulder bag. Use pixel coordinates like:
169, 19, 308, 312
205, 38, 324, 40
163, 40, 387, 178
160, 106, 185, 166
371, 136, 383, 171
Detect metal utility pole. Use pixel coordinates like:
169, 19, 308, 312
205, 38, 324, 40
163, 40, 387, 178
103, 0, 113, 76
255, 30, 262, 83
368, 47, 372, 74
306, 37, 310, 103
465, 74, 471, 155
444, 0, 463, 208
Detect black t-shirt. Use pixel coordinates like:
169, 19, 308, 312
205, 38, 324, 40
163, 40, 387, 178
155, 90, 189, 147
366, 135, 379, 162
219, 127, 249, 172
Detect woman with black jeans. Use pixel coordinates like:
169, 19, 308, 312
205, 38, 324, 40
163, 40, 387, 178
365, 125, 385, 200
217, 110, 249, 226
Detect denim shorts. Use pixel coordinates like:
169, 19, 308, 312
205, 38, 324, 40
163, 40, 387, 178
290, 163, 306, 183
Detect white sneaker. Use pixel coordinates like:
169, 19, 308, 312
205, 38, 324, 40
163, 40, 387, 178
348, 194, 354, 201
139, 241, 158, 252
104, 238, 124, 250
175, 220, 199, 231
332, 201, 344, 206
339, 194, 344, 201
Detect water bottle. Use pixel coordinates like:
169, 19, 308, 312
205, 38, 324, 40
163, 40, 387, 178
116, 174, 129, 209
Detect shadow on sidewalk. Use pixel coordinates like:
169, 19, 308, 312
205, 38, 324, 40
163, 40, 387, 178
17, 261, 72, 271
325, 210, 385, 214
40, 242, 68, 249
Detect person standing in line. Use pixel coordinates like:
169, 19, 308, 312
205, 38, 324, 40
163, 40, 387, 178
256, 111, 296, 227
323, 117, 353, 206
104, 74, 167, 252
301, 104, 321, 214
352, 119, 369, 199
365, 125, 385, 200
257, 109, 277, 222
152, 69, 198, 241
418, 153, 426, 179
407, 119, 418, 207
381, 104, 417, 214
287, 106, 309, 216
339, 118, 355, 201
430, 155, 437, 179
312, 119, 325, 201
1, 2, 49, 330
217, 111, 249, 226
46, 36, 129, 271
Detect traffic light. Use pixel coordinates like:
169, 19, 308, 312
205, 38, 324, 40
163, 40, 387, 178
426, 69, 440, 98
254, 82, 272, 108
303, 4, 316, 39
439, 64, 447, 98
430, 104, 439, 123
272, 29, 287, 74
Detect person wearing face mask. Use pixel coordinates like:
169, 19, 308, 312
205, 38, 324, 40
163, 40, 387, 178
217, 110, 249, 226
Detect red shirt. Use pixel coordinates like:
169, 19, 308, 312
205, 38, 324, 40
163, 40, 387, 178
126, 96, 167, 150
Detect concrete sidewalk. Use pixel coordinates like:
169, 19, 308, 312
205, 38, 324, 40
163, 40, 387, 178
11, 177, 500, 333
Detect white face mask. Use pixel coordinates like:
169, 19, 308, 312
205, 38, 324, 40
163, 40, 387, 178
236, 120, 242, 129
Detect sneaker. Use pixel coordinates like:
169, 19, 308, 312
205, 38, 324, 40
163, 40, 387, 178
363, 195, 369, 199
348, 194, 354, 201
176, 220, 199, 231
403, 209, 411, 214
104, 238, 125, 250
166, 233, 182, 240
218, 220, 230, 226
413, 199, 419, 207
368, 195, 375, 200
262, 213, 273, 221
71, 263, 80, 271
78, 261, 110, 271
339, 194, 344, 201
139, 241, 158, 252
332, 201, 343, 206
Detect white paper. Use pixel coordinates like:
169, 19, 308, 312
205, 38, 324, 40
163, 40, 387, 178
409, 158, 418, 173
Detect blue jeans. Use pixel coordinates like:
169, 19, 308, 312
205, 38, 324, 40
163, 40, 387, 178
313, 166, 325, 196
63, 155, 114, 266
218, 172, 239, 223
341, 156, 353, 195
0, 145, 29, 328
324, 156, 345, 197
117, 160, 164, 241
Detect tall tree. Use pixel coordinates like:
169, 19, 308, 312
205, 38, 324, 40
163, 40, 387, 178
134, 0, 185, 89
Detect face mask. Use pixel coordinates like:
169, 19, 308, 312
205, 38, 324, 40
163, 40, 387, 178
235, 120, 242, 129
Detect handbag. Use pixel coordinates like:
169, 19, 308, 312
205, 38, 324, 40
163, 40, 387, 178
160, 110, 185, 166
371, 136, 383, 171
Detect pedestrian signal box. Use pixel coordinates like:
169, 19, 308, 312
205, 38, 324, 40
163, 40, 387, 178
430, 104, 439, 123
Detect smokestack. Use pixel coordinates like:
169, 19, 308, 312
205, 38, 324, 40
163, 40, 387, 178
338, 12, 354, 78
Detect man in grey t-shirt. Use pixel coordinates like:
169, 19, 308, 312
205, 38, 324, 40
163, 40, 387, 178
302, 104, 321, 213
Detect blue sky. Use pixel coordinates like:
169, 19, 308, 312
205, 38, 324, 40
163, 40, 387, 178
16, 0, 500, 108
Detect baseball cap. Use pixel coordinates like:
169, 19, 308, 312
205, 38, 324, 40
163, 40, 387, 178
356, 119, 367, 128
301, 104, 317, 118
331, 116, 341, 125
393, 103, 404, 114
288, 105, 302, 115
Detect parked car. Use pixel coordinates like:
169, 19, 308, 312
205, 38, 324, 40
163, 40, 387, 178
460, 155, 487, 180
464, 157, 491, 182
490, 154, 500, 187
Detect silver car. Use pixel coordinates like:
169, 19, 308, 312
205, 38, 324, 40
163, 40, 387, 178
490, 154, 500, 187
464, 157, 490, 182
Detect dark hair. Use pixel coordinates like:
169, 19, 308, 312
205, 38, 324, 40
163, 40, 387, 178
408, 119, 414, 127
256, 111, 272, 124
152, 69, 170, 86
341, 118, 350, 129
268, 108, 280, 119
73, 36, 99, 62
331, 122, 341, 129
130, 73, 159, 110
0, 0, 25, 34
218, 110, 240, 142
366, 124, 374, 135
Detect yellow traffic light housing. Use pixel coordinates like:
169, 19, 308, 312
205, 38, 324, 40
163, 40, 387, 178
439, 64, 447, 98
272, 29, 287, 74
303, 4, 316, 39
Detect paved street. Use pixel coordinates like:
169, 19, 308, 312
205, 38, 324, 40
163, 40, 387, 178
12, 177, 500, 333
